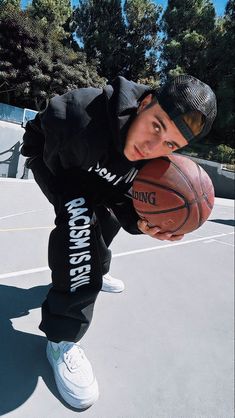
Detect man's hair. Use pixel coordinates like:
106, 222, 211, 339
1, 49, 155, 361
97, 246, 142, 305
152, 75, 217, 143
182, 111, 205, 137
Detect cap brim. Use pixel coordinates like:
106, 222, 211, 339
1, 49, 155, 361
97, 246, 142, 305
172, 115, 195, 143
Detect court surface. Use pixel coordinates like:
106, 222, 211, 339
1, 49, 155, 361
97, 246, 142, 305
0, 177, 234, 418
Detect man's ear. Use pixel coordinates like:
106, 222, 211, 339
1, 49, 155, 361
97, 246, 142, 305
138, 94, 153, 113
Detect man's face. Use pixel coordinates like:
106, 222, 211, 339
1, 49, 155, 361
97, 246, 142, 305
124, 94, 188, 161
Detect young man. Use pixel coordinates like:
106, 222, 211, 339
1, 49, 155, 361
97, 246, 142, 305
21, 75, 217, 409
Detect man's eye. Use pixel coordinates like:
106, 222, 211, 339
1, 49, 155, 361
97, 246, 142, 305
153, 123, 160, 133
166, 141, 174, 149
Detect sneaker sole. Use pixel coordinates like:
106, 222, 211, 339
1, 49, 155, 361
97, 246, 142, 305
46, 343, 99, 409
101, 283, 125, 293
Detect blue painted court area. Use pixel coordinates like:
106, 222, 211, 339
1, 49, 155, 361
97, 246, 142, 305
0, 177, 234, 418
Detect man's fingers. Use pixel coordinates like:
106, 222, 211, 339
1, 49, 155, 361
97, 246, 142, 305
137, 219, 160, 235
168, 234, 184, 241
137, 219, 184, 241
154, 232, 184, 241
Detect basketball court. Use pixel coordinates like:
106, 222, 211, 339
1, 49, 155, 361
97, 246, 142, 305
0, 177, 234, 418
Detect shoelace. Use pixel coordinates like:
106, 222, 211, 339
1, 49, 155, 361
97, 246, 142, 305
104, 273, 112, 282
63, 343, 85, 371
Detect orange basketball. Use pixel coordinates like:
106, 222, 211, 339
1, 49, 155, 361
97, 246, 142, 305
132, 154, 214, 235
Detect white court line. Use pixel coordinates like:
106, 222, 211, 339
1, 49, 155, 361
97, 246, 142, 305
0, 226, 53, 232
112, 231, 234, 258
0, 209, 44, 221
0, 267, 49, 279
0, 231, 234, 280
214, 240, 234, 247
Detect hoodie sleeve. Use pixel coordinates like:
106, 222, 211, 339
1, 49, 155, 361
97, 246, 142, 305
21, 112, 45, 158
40, 92, 91, 174
109, 197, 143, 235
22, 87, 103, 175
21, 95, 86, 174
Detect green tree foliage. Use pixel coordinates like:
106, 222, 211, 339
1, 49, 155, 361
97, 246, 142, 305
216, 144, 234, 164
74, 0, 161, 82
29, 0, 72, 26
208, 0, 235, 145
74, 0, 126, 81
0, 5, 105, 109
0, 0, 20, 10
28, 0, 73, 45
161, 0, 216, 80
180, 142, 234, 164
160, 0, 234, 148
124, 0, 162, 81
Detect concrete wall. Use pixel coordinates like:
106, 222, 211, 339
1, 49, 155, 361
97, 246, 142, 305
0, 120, 34, 179
188, 156, 235, 199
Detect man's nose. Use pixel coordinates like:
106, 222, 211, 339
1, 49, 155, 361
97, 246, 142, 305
143, 138, 160, 154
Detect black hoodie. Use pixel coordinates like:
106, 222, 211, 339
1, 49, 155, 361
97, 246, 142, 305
21, 77, 151, 233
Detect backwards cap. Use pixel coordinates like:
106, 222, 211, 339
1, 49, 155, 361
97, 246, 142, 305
155, 75, 217, 142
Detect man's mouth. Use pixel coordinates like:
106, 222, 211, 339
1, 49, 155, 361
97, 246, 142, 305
134, 145, 146, 159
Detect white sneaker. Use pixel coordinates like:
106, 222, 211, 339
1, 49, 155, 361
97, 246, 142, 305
101, 273, 125, 293
47, 340, 99, 409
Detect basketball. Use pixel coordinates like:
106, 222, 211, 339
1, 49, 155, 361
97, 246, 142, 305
132, 154, 214, 235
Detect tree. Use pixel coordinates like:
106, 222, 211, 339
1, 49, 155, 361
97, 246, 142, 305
29, 0, 72, 27
0, 6, 105, 109
160, 0, 234, 147
0, 0, 20, 10
0, 6, 45, 107
27, 0, 73, 44
207, 0, 235, 145
124, 0, 162, 81
160, 0, 216, 80
74, 0, 161, 82
74, 0, 126, 81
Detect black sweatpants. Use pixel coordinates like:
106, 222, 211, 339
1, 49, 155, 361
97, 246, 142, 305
30, 158, 121, 342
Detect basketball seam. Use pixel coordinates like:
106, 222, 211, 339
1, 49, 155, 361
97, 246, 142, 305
136, 204, 186, 215
163, 157, 202, 229
133, 178, 188, 204
197, 165, 213, 211
134, 166, 191, 233
196, 164, 206, 227
137, 207, 191, 233
134, 156, 213, 234
171, 211, 191, 233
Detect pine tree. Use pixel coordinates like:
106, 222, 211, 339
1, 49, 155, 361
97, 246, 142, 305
161, 0, 216, 80
0, 6, 105, 109
29, 0, 72, 27
0, 0, 20, 10
74, 0, 126, 81
207, 0, 235, 145
28, 0, 73, 44
124, 0, 162, 81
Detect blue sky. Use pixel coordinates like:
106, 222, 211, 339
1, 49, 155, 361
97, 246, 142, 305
21, 0, 227, 17
155, 0, 227, 15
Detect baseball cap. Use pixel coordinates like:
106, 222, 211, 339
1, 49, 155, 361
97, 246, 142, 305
155, 75, 217, 143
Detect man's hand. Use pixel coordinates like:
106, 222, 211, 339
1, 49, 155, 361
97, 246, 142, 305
137, 219, 184, 241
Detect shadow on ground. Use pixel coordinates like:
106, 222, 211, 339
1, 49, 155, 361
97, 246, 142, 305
208, 219, 235, 227
0, 284, 60, 415
0, 284, 98, 415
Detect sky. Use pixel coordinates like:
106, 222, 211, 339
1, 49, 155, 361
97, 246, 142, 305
21, 0, 228, 17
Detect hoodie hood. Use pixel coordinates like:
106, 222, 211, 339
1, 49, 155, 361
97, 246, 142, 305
22, 76, 151, 175
103, 76, 150, 153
